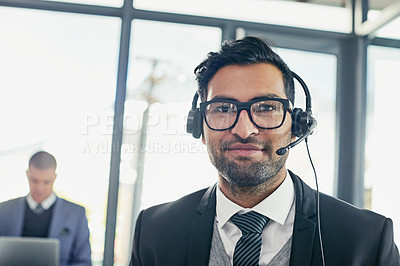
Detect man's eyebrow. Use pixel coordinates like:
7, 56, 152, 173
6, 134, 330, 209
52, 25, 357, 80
251, 93, 282, 101
209, 95, 238, 101
210, 93, 284, 102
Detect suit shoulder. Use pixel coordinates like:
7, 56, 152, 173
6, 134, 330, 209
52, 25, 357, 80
290, 171, 387, 223
319, 192, 387, 224
147, 187, 209, 211
0, 197, 24, 210
56, 197, 86, 212
140, 187, 210, 221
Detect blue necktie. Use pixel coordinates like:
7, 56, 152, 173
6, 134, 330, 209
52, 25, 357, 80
230, 211, 269, 266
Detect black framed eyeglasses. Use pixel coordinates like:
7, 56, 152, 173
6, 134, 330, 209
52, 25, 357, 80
199, 97, 292, 131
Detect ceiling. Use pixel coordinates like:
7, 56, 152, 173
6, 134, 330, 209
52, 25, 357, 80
289, 0, 397, 10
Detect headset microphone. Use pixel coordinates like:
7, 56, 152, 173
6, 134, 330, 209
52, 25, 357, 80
276, 116, 317, 156
275, 72, 317, 156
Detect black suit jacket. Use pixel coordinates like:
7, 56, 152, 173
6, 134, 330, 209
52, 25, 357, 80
130, 171, 400, 265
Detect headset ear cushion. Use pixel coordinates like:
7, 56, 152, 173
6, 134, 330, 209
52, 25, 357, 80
186, 108, 202, 139
292, 108, 309, 137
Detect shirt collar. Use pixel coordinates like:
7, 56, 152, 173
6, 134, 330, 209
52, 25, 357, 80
26, 192, 57, 211
216, 170, 294, 226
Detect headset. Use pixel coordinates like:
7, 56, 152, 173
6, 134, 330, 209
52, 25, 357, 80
186, 71, 325, 266
186, 71, 317, 153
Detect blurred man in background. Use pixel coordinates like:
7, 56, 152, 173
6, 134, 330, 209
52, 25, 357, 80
0, 151, 92, 266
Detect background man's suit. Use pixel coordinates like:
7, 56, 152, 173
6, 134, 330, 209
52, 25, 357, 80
130, 171, 400, 266
0, 196, 91, 266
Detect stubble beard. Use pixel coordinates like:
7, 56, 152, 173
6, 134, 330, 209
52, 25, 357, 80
208, 137, 288, 191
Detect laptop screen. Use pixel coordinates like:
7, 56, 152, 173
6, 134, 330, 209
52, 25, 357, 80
0, 236, 59, 266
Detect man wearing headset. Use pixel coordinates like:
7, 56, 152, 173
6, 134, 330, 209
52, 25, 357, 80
130, 36, 399, 265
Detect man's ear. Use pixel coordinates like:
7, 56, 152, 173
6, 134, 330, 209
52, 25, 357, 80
201, 134, 205, 145
25, 170, 29, 178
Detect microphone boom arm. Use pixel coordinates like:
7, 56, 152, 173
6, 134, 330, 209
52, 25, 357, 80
276, 118, 317, 156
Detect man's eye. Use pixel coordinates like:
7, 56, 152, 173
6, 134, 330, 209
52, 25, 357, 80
214, 104, 234, 113
254, 104, 275, 112
217, 106, 229, 112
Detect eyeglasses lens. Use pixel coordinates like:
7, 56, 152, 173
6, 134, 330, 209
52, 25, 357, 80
205, 100, 285, 130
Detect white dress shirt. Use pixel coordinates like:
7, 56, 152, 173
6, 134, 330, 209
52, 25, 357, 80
26, 192, 57, 211
216, 170, 295, 265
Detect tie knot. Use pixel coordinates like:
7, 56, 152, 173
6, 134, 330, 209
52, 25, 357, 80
231, 211, 269, 234
34, 204, 45, 215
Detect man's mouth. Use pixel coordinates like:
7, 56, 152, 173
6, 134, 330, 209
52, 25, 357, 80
225, 143, 265, 157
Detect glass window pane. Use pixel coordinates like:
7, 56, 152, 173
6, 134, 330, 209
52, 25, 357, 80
365, 45, 400, 246
114, 20, 221, 265
134, 0, 351, 33
0, 7, 121, 265
277, 48, 337, 196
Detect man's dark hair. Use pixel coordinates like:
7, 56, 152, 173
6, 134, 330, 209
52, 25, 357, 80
194, 36, 295, 104
29, 151, 57, 170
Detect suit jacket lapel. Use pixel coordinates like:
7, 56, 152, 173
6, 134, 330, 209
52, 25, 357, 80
289, 171, 318, 266
48, 197, 60, 238
15, 197, 26, 236
187, 184, 217, 266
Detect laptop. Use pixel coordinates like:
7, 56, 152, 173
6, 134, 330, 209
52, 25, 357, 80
0, 236, 59, 266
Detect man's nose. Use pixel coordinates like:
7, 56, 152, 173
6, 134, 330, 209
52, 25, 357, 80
230, 110, 259, 139
35, 184, 44, 192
